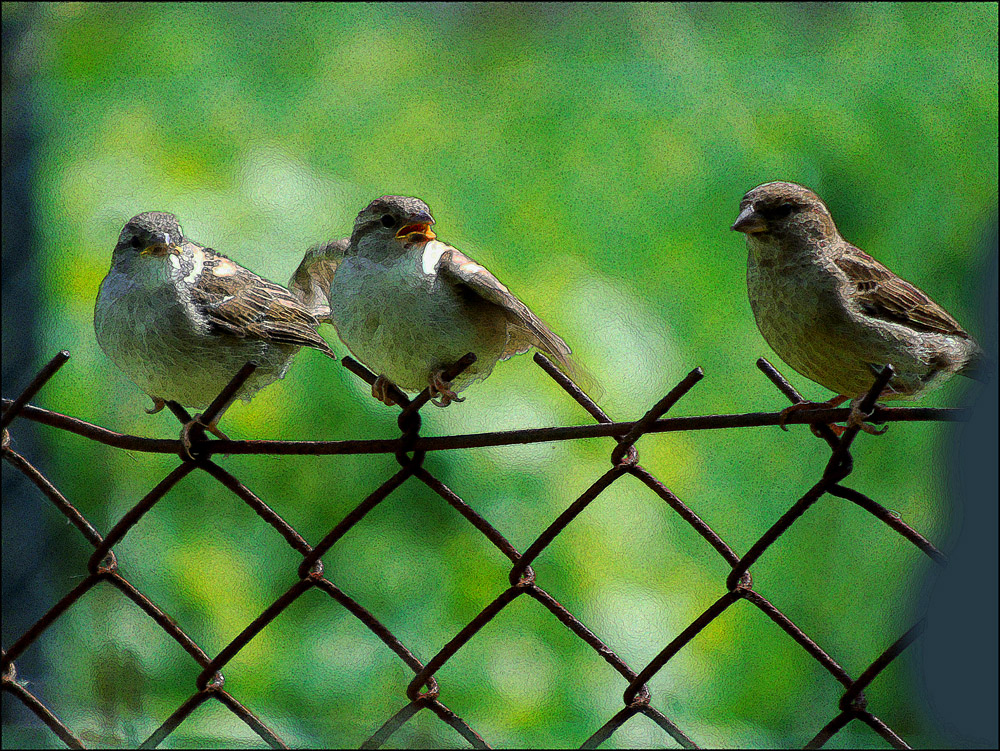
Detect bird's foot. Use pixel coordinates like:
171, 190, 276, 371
846, 399, 888, 436
372, 375, 401, 407
778, 395, 859, 437
778, 395, 848, 434
179, 414, 229, 460
778, 395, 887, 437
429, 370, 464, 408
146, 397, 166, 415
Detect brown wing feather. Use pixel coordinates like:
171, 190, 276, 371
438, 247, 572, 360
288, 238, 349, 322
190, 247, 336, 355
835, 246, 970, 338
437, 246, 602, 397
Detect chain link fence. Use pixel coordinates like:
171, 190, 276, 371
2, 349, 962, 749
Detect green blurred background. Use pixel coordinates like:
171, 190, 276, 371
2, 3, 997, 748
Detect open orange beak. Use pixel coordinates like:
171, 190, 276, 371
395, 222, 436, 244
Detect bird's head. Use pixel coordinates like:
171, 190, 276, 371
732, 182, 840, 253
349, 196, 436, 260
114, 212, 184, 265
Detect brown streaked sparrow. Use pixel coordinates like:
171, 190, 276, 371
95, 212, 336, 428
733, 181, 985, 434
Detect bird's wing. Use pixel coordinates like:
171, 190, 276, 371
835, 246, 970, 338
436, 245, 602, 397
190, 246, 335, 355
288, 239, 349, 323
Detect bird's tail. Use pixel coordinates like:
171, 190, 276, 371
556, 353, 605, 403
959, 344, 993, 384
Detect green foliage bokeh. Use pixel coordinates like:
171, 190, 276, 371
2, 3, 996, 748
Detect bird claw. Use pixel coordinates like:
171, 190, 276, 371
778, 401, 818, 431
777, 395, 849, 432
846, 401, 888, 436
179, 414, 229, 461
776, 394, 868, 437
429, 370, 464, 408
146, 397, 166, 415
777, 396, 887, 437
372, 375, 402, 407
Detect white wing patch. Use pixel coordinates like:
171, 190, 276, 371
421, 240, 449, 276
212, 258, 239, 277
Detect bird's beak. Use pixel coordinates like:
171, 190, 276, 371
140, 235, 182, 257
396, 213, 436, 243
731, 205, 767, 234
140, 243, 182, 257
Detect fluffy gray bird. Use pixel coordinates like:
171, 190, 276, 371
95, 212, 336, 423
327, 195, 596, 406
733, 181, 985, 433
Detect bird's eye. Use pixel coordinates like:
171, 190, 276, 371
380, 215, 395, 229
767, 204, 795, 219
129, 236, 143, 249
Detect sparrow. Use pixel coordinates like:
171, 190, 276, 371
326, 195, 597, 407
95, 212, 336, 428
732, 181, 985, 434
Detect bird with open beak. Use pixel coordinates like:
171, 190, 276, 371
327, 195, 598, 407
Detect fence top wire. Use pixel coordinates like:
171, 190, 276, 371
0, 362, 966, 460
2, 348, 961, 749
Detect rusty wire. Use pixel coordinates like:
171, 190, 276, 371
1, 348, 956, 749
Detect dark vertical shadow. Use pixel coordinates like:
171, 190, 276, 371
919, 217, 999, 748
2, 2, 52, 728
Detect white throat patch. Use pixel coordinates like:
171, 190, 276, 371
421, 241, 448, 276
178, 245, 206, 284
